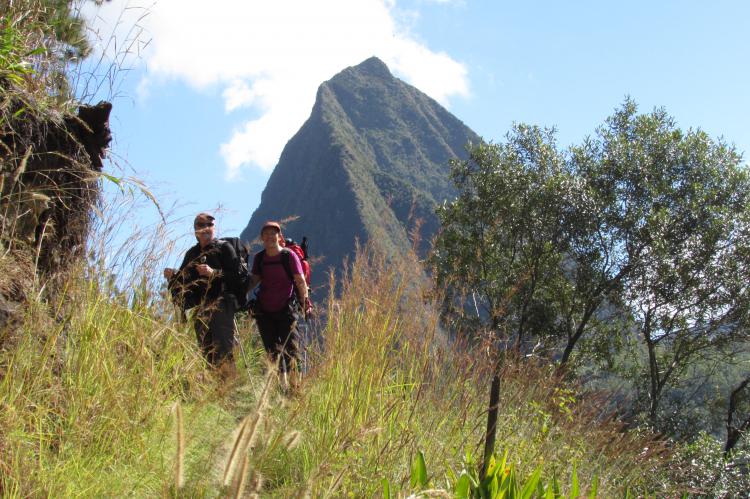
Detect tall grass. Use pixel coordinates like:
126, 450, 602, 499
251, 246, 670, 496
1, 236, 676, 496
0, 254, 205, 495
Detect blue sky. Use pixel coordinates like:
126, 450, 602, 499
81, 0, 750, 257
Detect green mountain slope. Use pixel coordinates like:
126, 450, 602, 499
240, 57, 479, 277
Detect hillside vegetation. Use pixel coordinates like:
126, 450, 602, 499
2, 2, 749, 497
2, 238, 676, 496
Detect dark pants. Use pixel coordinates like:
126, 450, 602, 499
194, 297, 236, 367
255, 308, 298, 373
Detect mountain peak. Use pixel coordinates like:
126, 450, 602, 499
345, 56, 392, 79
241, 58, 478, 287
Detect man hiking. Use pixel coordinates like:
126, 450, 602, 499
249, 221, 311, 388
164, 212, 243, 378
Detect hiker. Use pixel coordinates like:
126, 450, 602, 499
249, 221, 311, 381
164, 212, 243, 376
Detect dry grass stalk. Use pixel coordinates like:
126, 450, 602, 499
222, 414, 257, 487
230, 452, 251, 499
248, 470, 263, 492
173, 401, 184, 490
324, 467, 346, 498
221, 369, 274, 488
282, 430, 301, 451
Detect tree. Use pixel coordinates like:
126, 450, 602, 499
571, 99, 750, 424
432, 124, 575, 349
431, 125, 579, 476
1, 0, 101, 97
433, 99, 750, 439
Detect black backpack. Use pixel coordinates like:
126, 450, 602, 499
219, 237, 252, 307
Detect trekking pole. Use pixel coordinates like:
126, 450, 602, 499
301, 314, 310, 376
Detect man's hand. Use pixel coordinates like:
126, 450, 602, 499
164, 268, 175, 280
196, 264, 214, 277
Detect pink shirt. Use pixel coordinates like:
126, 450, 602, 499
252, 250, 303, 313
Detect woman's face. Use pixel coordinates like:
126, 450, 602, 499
261, 228, 281, 249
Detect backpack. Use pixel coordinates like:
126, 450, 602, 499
219, 236, 252, 307
253, 237, 311, 303
284, 237, 311, 287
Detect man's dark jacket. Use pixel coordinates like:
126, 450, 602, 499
168, 239, 242, 310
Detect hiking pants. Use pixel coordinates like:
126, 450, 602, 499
194, 297, 236, 367
255, 308, 298, 373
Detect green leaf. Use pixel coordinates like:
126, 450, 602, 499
485, 454, 498, 478
99, 172, 123, 190
480, 469, 501, 499
499, 449, 509, 476
488, 473, 499, 498
381, 478, 391, 499
520, 467, 543, 499
552, 474, 561, 496
537, 478, 547, 498
410, 450, 428, 489
505, 467, 519, 498
570, 464, 579, 498
588, 475, 598, 499
454, 472, 471, 498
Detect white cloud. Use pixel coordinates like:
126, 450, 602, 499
84, 0, 470, 179
223, 80, 255, 111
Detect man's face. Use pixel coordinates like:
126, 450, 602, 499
194, 219, 215, 245
261, 227, 280, 248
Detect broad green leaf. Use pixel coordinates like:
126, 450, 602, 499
520, 467, 543, 499
552, 474, 561, 496
570, 464, 579, 498
381, 478, 390, 499
485, 454, 497, 478
499, 450, 509, 476
410, 450, 427, 489
489, 473, 499, 498
588, 475, 598, 498
454, 473, 471, 498
480, 472, 498, 499
506, 467, 519, 498
537, 479, 547, 498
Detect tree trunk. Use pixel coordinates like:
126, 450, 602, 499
559, 297, 602, 366
481, 361, 502, 479
725, 376, 750, 456
643, 318, 661, 424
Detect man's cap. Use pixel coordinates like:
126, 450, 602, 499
194, 212, 215, 226
260, 221, 281, 234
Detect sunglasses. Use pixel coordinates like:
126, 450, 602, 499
194, 222, 214, 229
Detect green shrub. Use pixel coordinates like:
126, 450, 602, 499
667, 432, 750, 498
